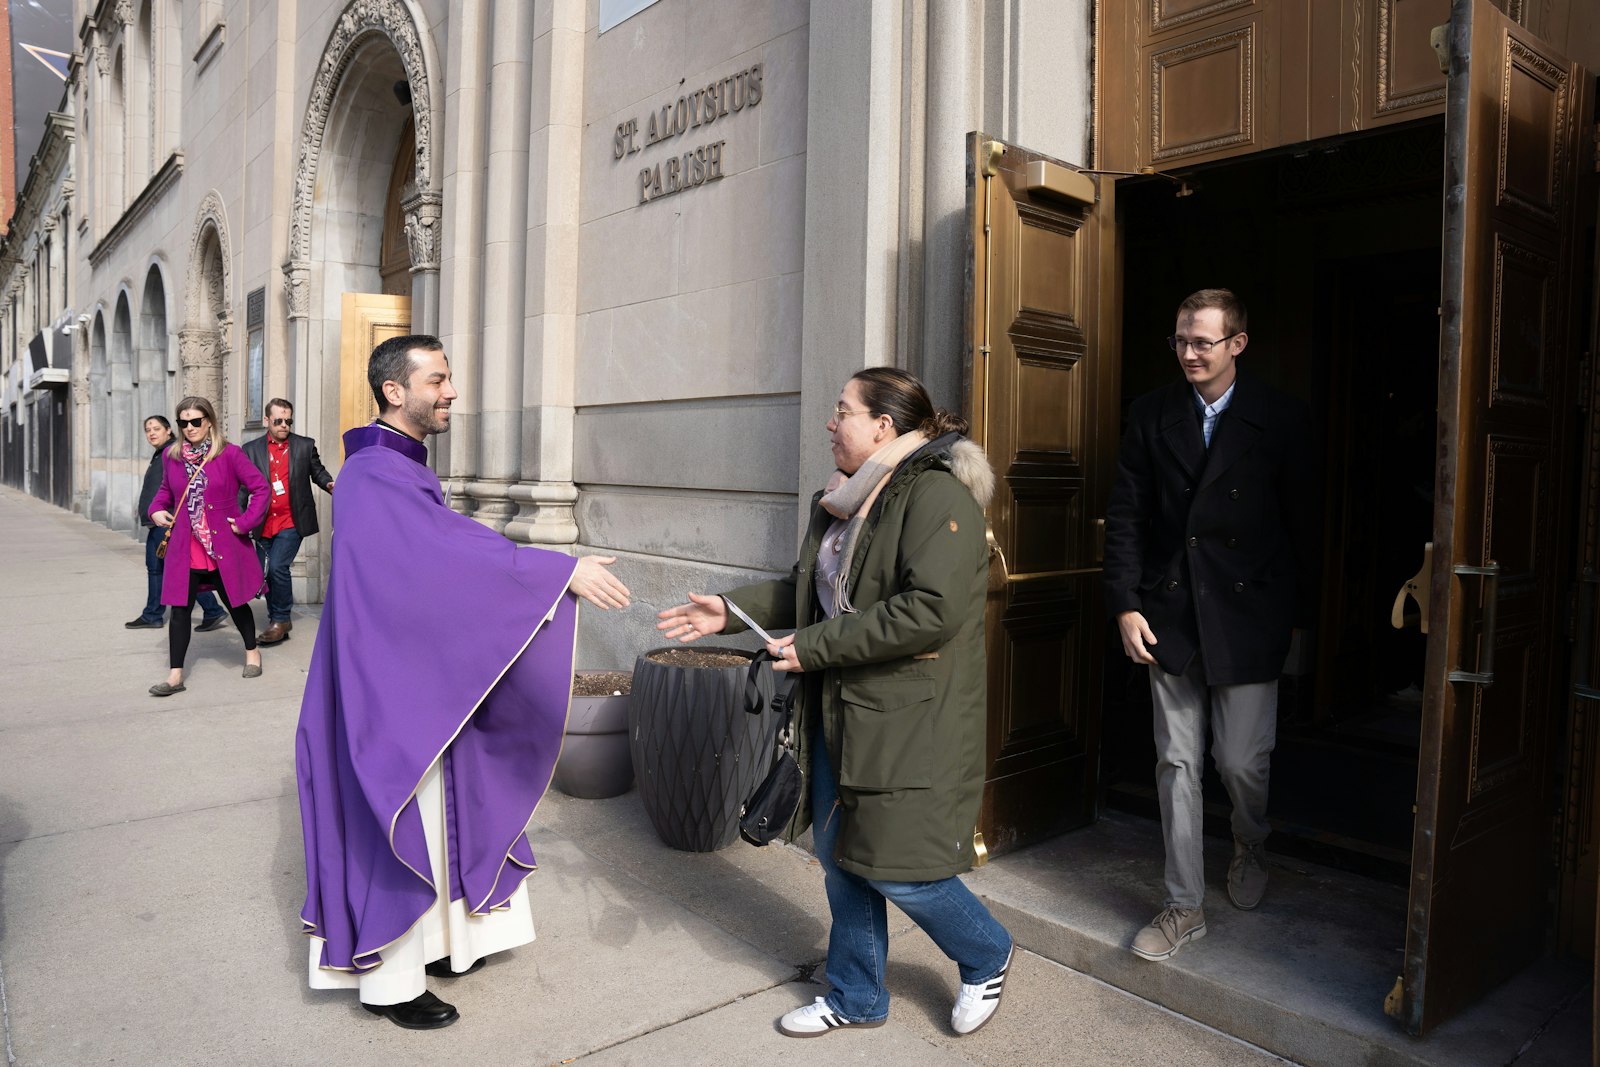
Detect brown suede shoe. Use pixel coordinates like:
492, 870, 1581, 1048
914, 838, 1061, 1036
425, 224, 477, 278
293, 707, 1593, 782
259, 621, 292, 645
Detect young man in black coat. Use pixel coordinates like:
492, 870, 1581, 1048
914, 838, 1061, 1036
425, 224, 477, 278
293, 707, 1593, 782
1104, 289, 1318, 962
241, 399, 334, 645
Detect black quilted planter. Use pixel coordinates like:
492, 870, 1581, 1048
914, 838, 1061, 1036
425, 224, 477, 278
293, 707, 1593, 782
629, 647, 781, 852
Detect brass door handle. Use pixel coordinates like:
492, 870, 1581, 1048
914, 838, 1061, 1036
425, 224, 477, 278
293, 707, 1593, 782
986, 525, 1009, 592
1390, 542, 1433, 634
1447, 560, 1500, 686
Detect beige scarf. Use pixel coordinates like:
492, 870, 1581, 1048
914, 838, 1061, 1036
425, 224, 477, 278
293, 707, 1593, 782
820, 430, 927, 613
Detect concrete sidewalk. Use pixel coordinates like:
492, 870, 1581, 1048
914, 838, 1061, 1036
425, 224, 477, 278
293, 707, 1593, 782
0, 487, 1291, 1067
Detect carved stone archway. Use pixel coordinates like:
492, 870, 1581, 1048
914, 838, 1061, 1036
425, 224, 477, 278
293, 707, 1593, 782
180, 190, 231, 407
284, 0, 443, 300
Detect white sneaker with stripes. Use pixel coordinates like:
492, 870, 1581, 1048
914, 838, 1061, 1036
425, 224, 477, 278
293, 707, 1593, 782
777, 997, 886, 1038
951, 944, 1013, 1035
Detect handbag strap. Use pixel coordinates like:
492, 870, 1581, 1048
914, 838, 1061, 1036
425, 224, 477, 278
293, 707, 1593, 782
744, 650, 799, 747
158, 452, 205, 538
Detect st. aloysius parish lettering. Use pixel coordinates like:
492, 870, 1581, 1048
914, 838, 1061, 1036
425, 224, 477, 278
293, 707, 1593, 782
613, 63, 764, 205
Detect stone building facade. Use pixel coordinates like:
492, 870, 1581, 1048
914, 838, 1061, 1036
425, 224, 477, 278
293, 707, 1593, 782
62, 0, 1093, 665
0, 98, 74, 509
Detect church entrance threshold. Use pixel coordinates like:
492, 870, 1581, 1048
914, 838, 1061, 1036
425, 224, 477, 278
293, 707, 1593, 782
965, 809, 1589, 1067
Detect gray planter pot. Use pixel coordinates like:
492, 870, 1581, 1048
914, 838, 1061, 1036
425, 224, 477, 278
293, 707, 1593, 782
628, 647, 780, 852
552, 673, 634, 799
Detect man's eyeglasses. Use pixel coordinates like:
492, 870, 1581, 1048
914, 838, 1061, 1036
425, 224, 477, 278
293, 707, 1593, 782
271, 418, 293, 427
1167, 333, 1239, 356
833, 407, 873, 420
177, 417, 205, 429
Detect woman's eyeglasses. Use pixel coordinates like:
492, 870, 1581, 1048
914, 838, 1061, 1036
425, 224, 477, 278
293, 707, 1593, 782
177, 417, 206, 429
833, 407, 873, 420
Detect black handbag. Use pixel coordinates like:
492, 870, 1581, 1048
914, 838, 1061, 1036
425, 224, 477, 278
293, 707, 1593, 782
739, 650, 803, 847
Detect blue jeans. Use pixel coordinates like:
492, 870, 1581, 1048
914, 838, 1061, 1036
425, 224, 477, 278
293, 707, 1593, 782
255, 527, 303, 623
142, 527, 223, 624
809, 716, 1012, 1023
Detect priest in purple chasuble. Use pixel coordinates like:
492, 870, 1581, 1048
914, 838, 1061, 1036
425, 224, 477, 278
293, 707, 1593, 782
296, 335, 631, 1031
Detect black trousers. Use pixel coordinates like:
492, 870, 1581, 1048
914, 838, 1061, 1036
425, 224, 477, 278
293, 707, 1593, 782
169, 569, 257, 669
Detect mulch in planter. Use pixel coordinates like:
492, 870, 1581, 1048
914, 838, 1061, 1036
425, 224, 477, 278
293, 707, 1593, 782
644, 648, 752, 669
573, 671, 632, 696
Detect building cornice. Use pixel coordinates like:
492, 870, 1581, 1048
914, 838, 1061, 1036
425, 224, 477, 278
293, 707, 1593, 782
88, 151, 183, 268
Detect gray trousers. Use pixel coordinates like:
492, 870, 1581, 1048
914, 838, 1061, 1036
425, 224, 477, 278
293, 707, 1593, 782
1149, 656, 1277, 909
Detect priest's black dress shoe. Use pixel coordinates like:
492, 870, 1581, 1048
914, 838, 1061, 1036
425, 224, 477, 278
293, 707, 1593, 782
424, 956, 486, 979
361, 990, 459, 1030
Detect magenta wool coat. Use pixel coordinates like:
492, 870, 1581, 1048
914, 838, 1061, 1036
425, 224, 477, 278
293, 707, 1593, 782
149, 442, 270, 607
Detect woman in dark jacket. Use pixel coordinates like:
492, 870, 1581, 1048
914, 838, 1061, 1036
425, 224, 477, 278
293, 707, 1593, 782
146, 396, 270, 696
125, 415, 226, 631
657, 368, 1014, 1039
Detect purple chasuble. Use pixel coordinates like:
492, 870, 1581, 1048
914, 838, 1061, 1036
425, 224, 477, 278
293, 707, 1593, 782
297, 425, 579, 974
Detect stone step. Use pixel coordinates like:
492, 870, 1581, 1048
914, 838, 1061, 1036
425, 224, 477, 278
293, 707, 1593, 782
965, 810, 1587, 1067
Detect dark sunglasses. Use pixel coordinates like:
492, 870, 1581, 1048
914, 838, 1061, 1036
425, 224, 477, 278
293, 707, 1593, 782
177, 417, 206, 429
271, 418, 293, 427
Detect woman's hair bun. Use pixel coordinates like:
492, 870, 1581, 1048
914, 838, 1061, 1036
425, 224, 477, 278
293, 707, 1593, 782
924, 408, 969, 437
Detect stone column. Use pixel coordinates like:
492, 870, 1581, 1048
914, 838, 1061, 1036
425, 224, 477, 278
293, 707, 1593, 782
402, 187, 442, 334
467, 0, 536, 532
177, 326, 220, 407
505, 0, 585, 547
919, 0, 982, 412
796, 0, 908, 520
70, 322, 90, 514
432, 0, 491, 511
282, 260, 309, 412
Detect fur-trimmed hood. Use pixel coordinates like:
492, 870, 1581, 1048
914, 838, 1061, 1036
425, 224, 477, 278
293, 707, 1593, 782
901, 432, 995, 509
946, 437, 995, 509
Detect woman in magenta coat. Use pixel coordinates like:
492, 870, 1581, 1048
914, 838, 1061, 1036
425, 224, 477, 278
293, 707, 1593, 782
147, 396, 270, 696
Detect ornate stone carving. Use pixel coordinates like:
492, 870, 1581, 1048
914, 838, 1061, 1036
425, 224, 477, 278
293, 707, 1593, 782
186, 192, 231, 331
401, 187, 443, 273
290, 0, 440, 264
178, 326, 223, 402
283, 261, 310, 320
114, 0, 133, 28
91, 41, 109, 77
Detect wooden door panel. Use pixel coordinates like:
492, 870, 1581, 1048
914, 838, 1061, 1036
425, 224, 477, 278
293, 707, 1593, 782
339, 292, 412, 446
1374, 0, 1452, 117
1400, 0, 1588, 1033
967, 134, 1119, 856
1150, 23, 1260, 163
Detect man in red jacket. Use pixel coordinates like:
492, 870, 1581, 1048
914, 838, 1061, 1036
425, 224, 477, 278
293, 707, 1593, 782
242, 398, 335, 645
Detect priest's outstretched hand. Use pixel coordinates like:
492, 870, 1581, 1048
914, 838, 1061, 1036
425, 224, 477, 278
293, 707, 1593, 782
570, 555, 631, 610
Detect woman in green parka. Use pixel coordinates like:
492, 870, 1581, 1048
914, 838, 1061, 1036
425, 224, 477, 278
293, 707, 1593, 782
656, 367, 1015, 1039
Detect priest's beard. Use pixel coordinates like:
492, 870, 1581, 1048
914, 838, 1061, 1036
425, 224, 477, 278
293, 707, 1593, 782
403, 392, 449, 436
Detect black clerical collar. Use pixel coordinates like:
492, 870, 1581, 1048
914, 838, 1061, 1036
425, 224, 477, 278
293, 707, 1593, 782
375, 417, 425, 443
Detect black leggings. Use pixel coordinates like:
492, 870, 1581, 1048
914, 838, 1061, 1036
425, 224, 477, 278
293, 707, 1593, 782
169, 569, 257, 669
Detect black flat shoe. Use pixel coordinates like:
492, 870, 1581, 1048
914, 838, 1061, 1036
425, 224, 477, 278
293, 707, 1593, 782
424, 957, 486, 979
125, 617, 162, 629
362, 990, 459, 1030
195, 616, 229, 632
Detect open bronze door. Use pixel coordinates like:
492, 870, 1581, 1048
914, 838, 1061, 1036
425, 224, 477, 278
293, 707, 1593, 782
965, 134, 1120, 856
1400, 0, 1593, 1033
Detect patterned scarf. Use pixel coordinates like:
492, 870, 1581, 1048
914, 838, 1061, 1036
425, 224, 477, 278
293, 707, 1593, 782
819, 430, 927, 613
181, 441, 217, 562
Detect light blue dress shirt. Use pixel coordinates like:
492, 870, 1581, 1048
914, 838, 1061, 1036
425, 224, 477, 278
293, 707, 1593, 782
1194, 381, 1236, 448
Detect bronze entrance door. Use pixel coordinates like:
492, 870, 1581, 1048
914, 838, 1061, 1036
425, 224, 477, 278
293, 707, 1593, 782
1400, 0, 1593, 1034
965, 134, 1120, 856
339, 292, 412, 444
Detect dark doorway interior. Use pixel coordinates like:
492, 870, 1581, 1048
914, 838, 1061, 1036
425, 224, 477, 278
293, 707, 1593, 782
1103, 119, 1446, 883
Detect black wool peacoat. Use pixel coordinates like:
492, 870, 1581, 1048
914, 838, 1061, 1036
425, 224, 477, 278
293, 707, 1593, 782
1103, 372, 1320, 686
